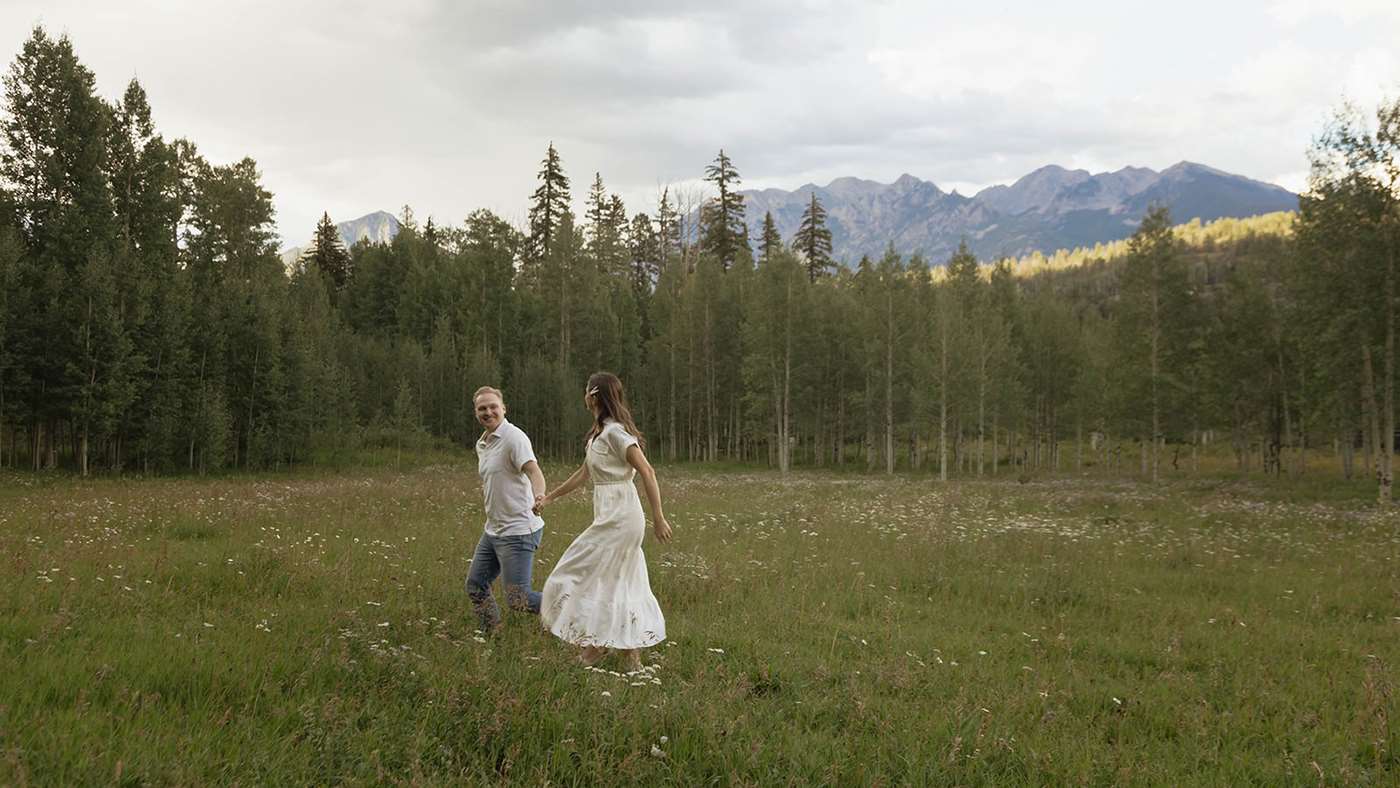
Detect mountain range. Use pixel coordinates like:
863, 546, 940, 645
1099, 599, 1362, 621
280, 210, 402, 268
281, 162, 1297, 270
741, 161, 1298, 264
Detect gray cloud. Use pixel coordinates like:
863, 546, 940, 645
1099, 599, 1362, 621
1, 0, 1397, 245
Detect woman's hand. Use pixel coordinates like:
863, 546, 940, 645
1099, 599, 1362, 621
652, 516, 673, 544
532, 494, 548, 515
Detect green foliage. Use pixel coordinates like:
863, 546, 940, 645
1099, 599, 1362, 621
526, 142, 570, 269
699, 149, 749, 271
3, 24, 1395, 503
792, 192, 834, 281
1, 27, 111, 266
757, 210, 781, 265
308, 212, 351, 291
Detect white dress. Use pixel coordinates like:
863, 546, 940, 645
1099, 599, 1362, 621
541, 421, 666, 649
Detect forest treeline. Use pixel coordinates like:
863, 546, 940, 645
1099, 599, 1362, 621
2, 28, 1398, 502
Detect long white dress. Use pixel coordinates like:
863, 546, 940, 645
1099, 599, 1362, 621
541, 420, 666, 649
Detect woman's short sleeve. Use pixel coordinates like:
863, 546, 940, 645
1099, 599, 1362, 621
608, 423, 639, 456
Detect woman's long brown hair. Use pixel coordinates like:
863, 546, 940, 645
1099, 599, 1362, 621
586, 371, 645, 449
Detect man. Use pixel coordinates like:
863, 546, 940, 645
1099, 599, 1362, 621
468, 385, 547, 631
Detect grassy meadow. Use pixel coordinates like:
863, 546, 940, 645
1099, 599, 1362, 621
1, 455, 1397, 785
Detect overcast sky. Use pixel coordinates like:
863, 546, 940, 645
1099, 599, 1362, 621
3, 0, 1399, 246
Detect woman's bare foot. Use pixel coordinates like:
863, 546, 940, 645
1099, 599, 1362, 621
578, 645, 608, 667
622, 649, 643, 673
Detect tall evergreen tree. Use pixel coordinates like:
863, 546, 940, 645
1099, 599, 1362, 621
184, 156, 282, 468
1, 27, 112, 266
108, 79, 155, 256
700, 149, 748, 271
139, 264, 195, 472
457, 208, 521, 358
585, 172, 608, 243
655, 186, 682, 265
792, 192, 834, 281
70, 249, 136, 475
758, 211, 782, 264
583, 175, 627, 277
309, 212, 352, 290
526, 142, 570, 267
105, 78, 183, 471
605, 194, 629, 276
2, 27, 113, 468
629, 213, 659, 290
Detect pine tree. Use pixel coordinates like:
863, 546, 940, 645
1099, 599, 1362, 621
139, 264, 195, 471
655, 186, 682, 266
1, 27, 112, 267
793, 192, 834, 281
584, 175, 627, 277
70, 250, 135, 475
309, 212, 352, 290
758, 211, 782, 264
106, 78, 183, 471
585, 172, 608, 243
108, 79, 155, 256
457, 209, 521, 358
2, 26, 114, 469
606, 195, 629, 276
545, 211, 585, 368
184, 156, 283, 468
629, 213, 659, 290
526, 142, 570, 267
700, 149, 748, 271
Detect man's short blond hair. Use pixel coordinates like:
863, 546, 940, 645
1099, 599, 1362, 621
473, 385, 504, 404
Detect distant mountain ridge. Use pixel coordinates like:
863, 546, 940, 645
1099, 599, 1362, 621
741, 161, 1298, 264
280, 211, 401, 267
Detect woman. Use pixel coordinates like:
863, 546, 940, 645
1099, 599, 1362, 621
536, 372, 673, 671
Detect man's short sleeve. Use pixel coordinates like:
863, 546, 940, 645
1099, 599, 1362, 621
510, 428, 539, 472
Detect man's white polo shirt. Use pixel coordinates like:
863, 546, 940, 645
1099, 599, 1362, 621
475, 419, 544, 537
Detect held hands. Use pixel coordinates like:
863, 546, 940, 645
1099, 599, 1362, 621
532, 494, 548, 515
652, 515, 673, 544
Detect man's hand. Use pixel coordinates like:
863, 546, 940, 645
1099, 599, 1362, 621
522, 460, 546, 509
532, 494, 547, 515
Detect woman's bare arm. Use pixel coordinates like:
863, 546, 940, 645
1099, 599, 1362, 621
626, 444, 672, 543
537, 462, 589, 511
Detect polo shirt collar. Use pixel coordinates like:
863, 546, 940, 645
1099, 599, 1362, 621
480, 418, 511, 445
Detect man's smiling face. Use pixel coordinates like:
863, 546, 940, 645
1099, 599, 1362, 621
475, 392, 505, 432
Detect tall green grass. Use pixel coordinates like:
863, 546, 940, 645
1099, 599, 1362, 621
1, 462, 1395, 784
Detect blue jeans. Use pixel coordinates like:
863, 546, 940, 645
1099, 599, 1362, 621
465, 529, 543, 630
